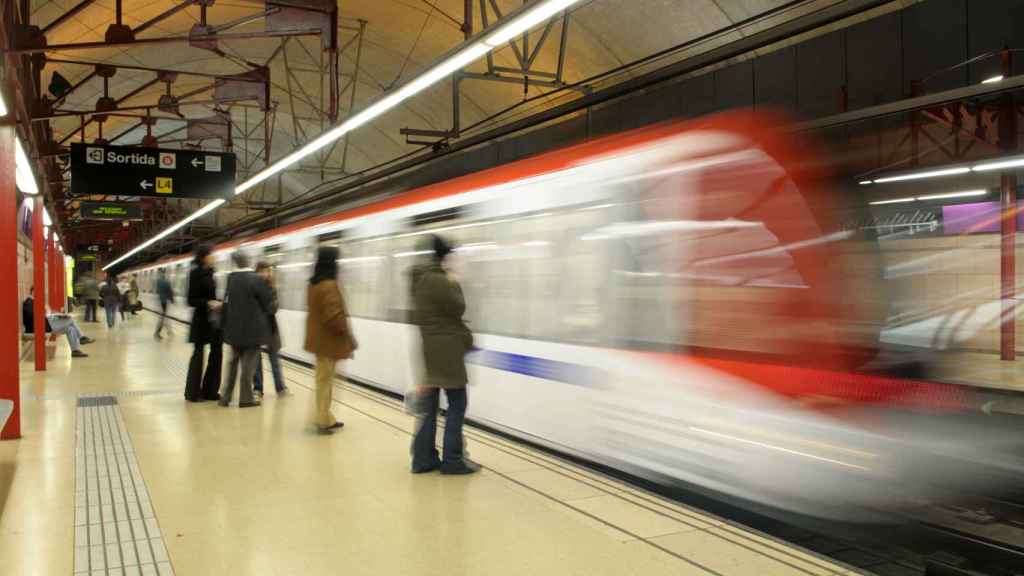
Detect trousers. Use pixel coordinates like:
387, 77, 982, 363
85, 300, 97, 322
411, 387, 467, 469
184, 341, 222, 401
254, 350, 286, 393
314, 356, 339, 428
48, 315, 83, 352
222, 346, 259, 405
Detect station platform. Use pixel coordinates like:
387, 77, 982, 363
0, 311, 857, 576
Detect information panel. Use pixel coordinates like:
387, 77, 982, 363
70, 143, 236, 199
80, 201, 143, 221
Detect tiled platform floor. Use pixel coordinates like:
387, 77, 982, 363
0, 311, 857, 575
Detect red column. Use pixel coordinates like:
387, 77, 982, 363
0, 125, 20, 439
57, 249, 65, 312
32, 198, 45, 371
999, 50, 1018, 361
48, 233, 59, 313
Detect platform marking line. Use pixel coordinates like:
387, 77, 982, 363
74, 396, 174, 576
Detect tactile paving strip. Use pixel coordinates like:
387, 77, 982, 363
74, 396, 174, 576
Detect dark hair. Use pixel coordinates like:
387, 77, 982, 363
431, 234, 453, 262
232, 251, 250, 269
309, 246, 339, 285
193, 244, 212, 267
255, 261, 271, 273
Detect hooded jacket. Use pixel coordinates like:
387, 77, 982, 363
411, 262, 473, 388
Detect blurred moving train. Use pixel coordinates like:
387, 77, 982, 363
131, 112, 1023, 520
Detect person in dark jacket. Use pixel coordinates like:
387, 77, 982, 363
410, 235, 478, 475
82, 274, 100, 322
99, 273, 121, 328
184, 245, 223, 402
304, 246, 356, 434
154, 269, 175, 340
253, 262, 289, 398
219, 251, 273, 408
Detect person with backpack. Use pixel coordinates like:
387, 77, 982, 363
253, 262, 289, 398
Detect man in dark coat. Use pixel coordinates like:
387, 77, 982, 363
154, 269, 174, 340
219, 251, 273, 408
185, 245, 223, 402
409, 235, 478, 475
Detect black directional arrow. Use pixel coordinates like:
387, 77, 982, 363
140, 180, 153, 190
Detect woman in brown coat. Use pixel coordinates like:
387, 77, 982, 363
304, 246, 357, 434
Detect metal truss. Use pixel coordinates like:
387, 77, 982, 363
400, 0, 573, 147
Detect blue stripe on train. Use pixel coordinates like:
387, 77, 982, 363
467, 349, 605, 387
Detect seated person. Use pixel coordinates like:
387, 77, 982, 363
22, 287, 92, 358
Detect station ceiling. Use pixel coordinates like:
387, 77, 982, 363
21, 0, 880, 249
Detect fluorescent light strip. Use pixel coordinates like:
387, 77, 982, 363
869, 189, 988, 205
916, 189, 987, 201
869, 197, 915, 206
872, 167, 971, 183
15, 138, 38, 195
103, 199, 226, 270
0, 92, 7, 117
972, 157, 1024, 172
982, 75, 1004, 84
106, 0, 582, 270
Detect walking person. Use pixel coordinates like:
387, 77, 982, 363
129, 274, 141, 316
99, 273, 121, 328
253, 262, 289, 398
154, 269, 174, 340
410, 235, 479, 475
184, 245, 224, 402
82, 273, 100, 323
219, 252, 272, 408
304, 246, 356, 434
117, 276, 130, 321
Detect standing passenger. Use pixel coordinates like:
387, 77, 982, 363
410, 235, 479, 475
154, 269, 174, 340
304, 246, 356, 434
184, 245, 223, 402
82, 273, 100, 323
253, 262, 289, 398
219, 252, 272, 408
117, 276, 130, 321
99, 273, 121, 328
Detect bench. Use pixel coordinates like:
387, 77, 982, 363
20, 334, 56, 361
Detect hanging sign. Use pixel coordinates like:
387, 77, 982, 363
70, 143, 236, 199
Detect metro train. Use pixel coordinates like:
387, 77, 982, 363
131, 111, 1023, 520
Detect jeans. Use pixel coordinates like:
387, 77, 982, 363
314, 356, 339, 428
221, 346, 259, 405
85, 300, 97, 322
154, 301, 171, 337
47, 315, 83, 352
253, 350, 286, 393
411, 387, 467, 470
105, 304, 117, 328
184, 341, 222, 401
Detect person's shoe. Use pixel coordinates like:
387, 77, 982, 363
203, 393, 222, 402
254, 391, 264, 401
217, 400, 230, 407
71, 350, 88, 358
326, 421, 344, 430
277, 388, 291, 396
79, 337, 95, 345
238, 401, 261, 408
440, 459, 481, 475
411, 461, 442, 474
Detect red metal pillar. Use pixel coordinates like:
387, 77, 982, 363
32, 197, 45, 371
0, 125, 20, 439
999, 49, 1018, 361
47, 233, 57, 312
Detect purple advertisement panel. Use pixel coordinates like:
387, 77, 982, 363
942, 201, 1023, 234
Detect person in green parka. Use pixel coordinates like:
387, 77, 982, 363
409, 234, 479, 475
